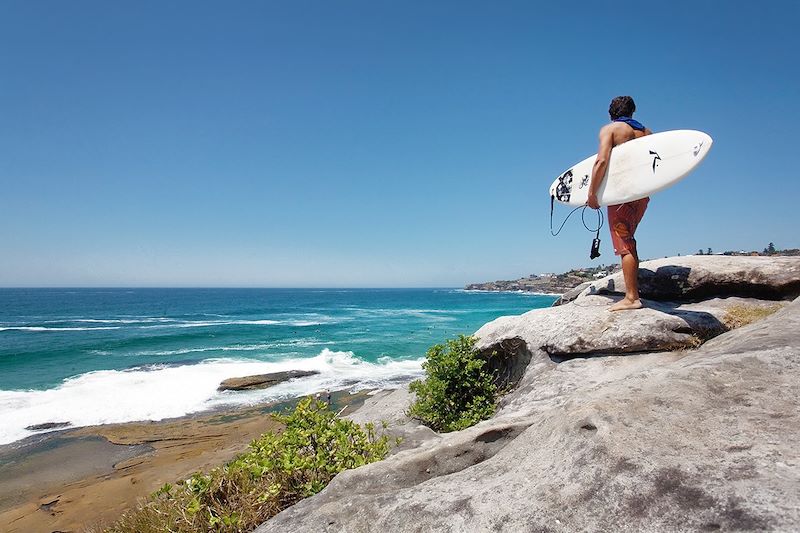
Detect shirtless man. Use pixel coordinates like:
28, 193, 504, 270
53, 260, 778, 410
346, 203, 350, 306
586, 96, 652, 311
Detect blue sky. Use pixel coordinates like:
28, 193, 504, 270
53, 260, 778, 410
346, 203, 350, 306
1, 1, 798, 287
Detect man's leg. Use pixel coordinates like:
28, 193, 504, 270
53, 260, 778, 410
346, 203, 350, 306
607, 198, 648, 312
609, 251, 642, 311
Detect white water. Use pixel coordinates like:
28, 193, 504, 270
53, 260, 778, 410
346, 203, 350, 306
0, 349, 423, 445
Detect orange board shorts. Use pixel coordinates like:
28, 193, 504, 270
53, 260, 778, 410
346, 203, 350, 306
607, 197, 649, 258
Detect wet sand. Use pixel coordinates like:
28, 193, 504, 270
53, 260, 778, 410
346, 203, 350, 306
0, 391, 371, 533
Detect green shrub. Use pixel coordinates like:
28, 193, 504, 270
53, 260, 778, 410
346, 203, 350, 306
408, 335, 497, 432
102, 397, 389, 533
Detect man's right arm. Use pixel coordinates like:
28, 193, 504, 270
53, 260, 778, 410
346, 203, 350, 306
587, 127, 613, 209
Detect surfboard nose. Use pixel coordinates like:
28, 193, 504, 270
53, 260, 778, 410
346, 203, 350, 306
691, 131, 713, 160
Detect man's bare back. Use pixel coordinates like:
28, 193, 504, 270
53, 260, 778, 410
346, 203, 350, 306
602, 121, 651, 148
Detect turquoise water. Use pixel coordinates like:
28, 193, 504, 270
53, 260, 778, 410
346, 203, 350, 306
0, 288, 555, 444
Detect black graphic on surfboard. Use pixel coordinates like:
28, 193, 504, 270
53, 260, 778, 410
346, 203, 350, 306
555, 169, 573, 202
649, 150, 661, 173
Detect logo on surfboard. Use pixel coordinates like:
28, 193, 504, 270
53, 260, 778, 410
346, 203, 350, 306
649, 150, 661, 173
555, 169, 573, 202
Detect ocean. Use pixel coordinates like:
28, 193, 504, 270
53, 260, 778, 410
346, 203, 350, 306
0, 288, 555, 445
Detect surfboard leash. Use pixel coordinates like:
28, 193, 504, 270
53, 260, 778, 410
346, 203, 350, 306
549, 195, 605, 259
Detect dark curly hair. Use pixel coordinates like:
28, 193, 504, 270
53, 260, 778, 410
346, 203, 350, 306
609, 96, 636, 120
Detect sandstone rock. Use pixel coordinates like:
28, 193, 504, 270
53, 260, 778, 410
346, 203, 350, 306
217, 370, 319, 391
345, 388, 440, 454
556, 255, 800, 305
345, 388, 415, 428
255, 298, 800, 533
476, 293, 734, 361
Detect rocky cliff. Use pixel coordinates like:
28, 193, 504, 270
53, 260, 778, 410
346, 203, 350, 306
255, 256, 800, 533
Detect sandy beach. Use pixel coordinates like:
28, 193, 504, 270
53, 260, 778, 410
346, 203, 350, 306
0, 391, 371, 533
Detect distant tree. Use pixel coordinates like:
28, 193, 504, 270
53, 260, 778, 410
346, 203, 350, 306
707, 247, 713, 255
768, 242, 776, 254
698, 249, 704, 255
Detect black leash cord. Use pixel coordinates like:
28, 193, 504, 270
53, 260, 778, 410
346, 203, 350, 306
549, 195, 604, 237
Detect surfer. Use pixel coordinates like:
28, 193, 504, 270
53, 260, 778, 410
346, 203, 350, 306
586, 96, 652, 311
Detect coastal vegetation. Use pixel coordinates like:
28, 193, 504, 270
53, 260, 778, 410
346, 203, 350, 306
100, 397, 389, 533
408, 335, 498, 432
723, 303, 785, 329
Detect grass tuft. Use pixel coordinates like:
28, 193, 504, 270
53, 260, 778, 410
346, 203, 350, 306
723, 304, 784, 330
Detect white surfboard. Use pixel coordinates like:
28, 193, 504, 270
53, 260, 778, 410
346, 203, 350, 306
549, 129, 713, 206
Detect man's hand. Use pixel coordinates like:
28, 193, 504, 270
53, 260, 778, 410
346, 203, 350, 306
587, 193, 600, 210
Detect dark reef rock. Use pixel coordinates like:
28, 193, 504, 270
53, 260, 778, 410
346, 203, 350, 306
25, 422, 72, 431
217, 370, 319, 391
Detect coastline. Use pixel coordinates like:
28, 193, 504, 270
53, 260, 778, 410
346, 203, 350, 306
0, 389, 375, 533
460, 288, 564, 297
464, 271, 601, 295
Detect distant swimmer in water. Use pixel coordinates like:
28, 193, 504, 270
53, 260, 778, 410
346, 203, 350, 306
586, 96, 652, 311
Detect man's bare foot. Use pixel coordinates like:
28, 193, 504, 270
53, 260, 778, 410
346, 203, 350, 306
609, 298, 643, 312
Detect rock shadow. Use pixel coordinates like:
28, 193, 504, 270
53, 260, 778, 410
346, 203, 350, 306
617, 265, 796, 302
478, 336, 532, 391
558, 263, 800, 307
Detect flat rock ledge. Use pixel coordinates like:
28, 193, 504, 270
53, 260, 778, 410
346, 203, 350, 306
556, 255, 800, 305
217, 370, 319, 391
254, 256, 800, 533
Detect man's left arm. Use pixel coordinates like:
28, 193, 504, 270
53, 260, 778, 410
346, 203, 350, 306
587, 127, 613, 209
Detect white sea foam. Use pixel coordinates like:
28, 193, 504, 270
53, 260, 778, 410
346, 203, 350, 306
134, 346, 223, 357
0, 349, 423, 445
6, 316, 339, 331
131, 340, 336, 357
1, 316, 177, 331
348, 308, 461, 321
0, 326, 122, 332
72, 318, 174, 324
222, 340, 335, 350
137, 318, 330, 329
